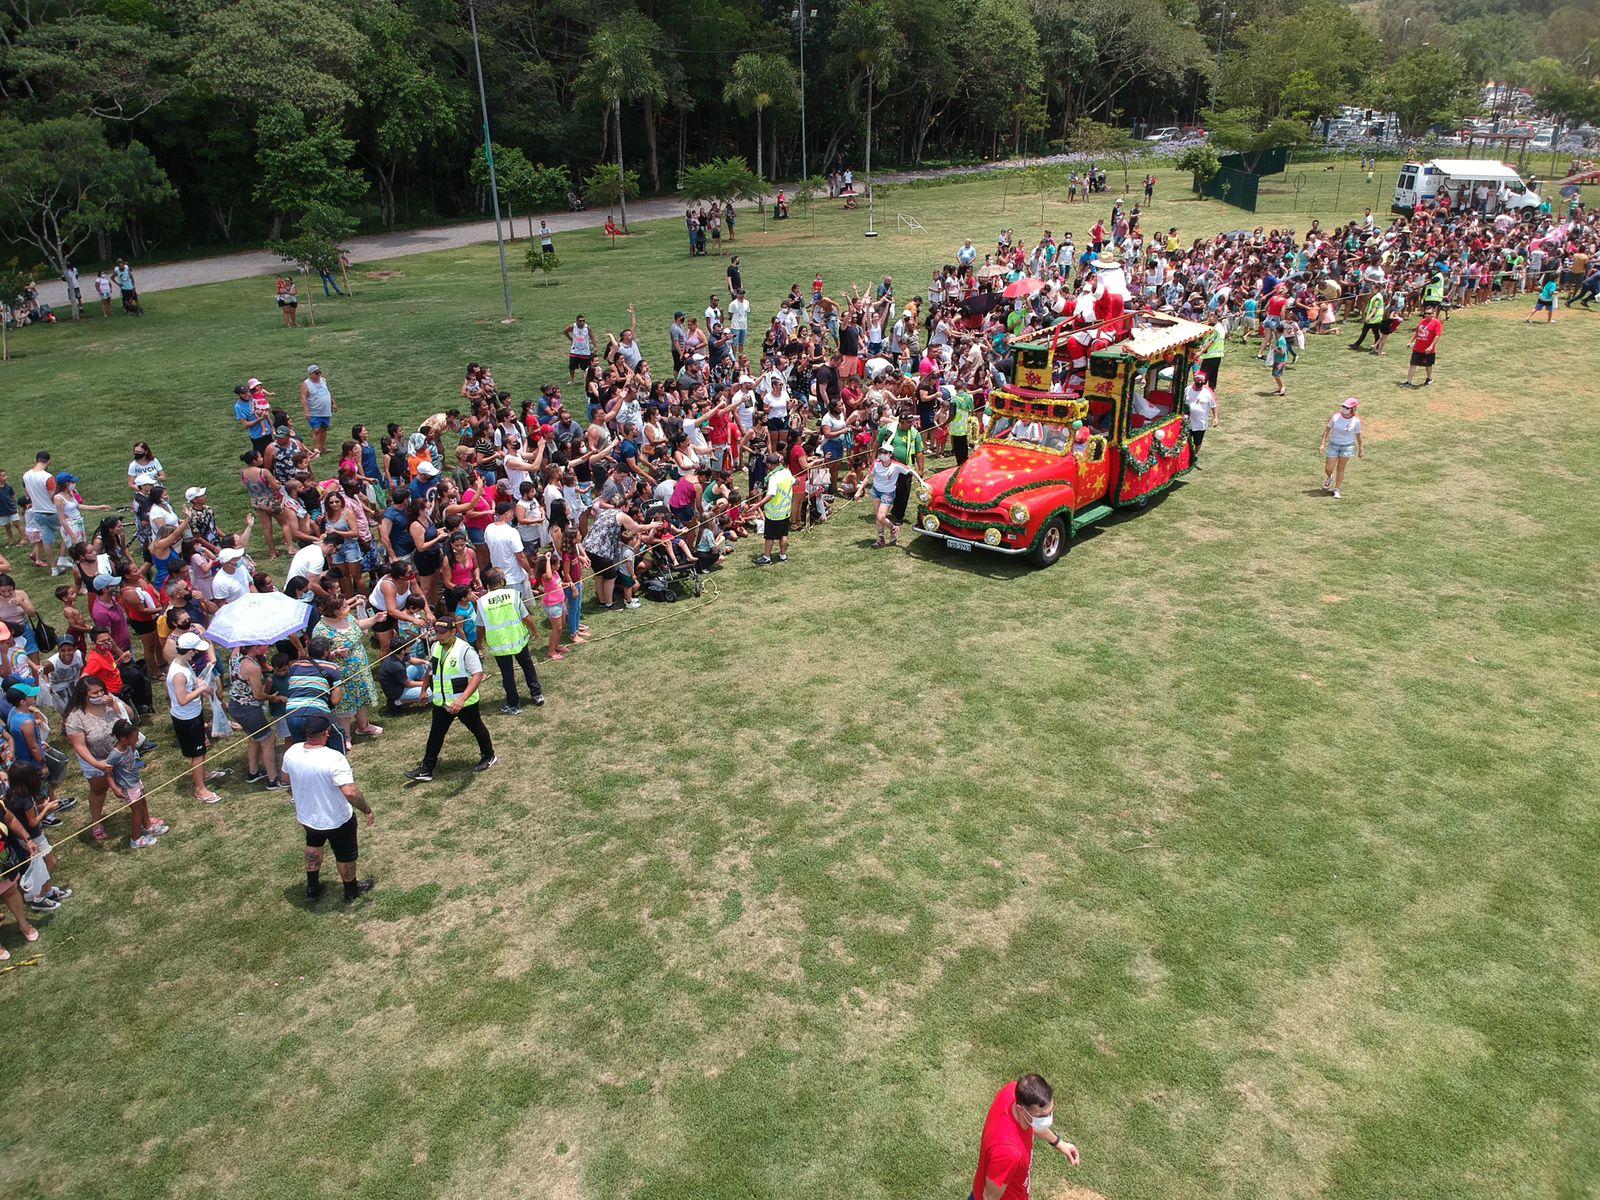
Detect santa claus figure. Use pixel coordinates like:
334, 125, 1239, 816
1091, 253, 1132, 338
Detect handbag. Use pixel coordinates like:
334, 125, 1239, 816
31, 617, 57, 653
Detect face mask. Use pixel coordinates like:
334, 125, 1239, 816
1030, 1113, 1053, 1132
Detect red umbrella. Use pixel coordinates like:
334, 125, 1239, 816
1003, 278, 1045, 299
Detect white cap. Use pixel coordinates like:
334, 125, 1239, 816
177, 631, 207, 652
218, 548, 245, 564
247, 377, 261, 388
133, 473, 158, 488
416, 461, 440, 477
185, 486, 207, 502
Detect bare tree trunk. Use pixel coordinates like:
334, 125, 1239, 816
642, 91, 661, 191
302, 268, 316, 326
269, 214, 284, 241
616, 98, 630, 232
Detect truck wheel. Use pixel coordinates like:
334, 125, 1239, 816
1030, 518, 1067, 568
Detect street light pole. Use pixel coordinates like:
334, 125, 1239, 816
1210, 4, 1229, 111
794, 6, 811, 184
468, 0, 514, 322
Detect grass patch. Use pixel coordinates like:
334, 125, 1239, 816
0, 164, 1597, 1200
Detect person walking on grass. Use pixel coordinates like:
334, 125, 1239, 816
403, 613, 495, 783
473, 568, 546, 715
1320, 397, 1363, 500
969, 1074, 1081, 1200
281, 714, 374, 904
1348, 288, 1385, 351
1267, 324, 1289, 397
1525, 275, 1559, 324
1405, 305, 1443, 387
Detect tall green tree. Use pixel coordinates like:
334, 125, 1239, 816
722, 52, 800, 191
833, 0, 905, 190
1523, 57, 1600, 172
190, 0, 369, 116
574, 13, 666, 232
253, 103, 366, 240
0, 116, 171, 318
8, 15, 183, 121
1219, 1, 1379, 125
1370, 47, 1475, 139
468, 143, 534, 238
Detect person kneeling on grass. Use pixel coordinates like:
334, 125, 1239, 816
281, 714, 374, 904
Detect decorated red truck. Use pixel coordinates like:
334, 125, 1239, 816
914, 314, 1210, 567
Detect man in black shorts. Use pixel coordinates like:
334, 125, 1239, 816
280, 714, 374, 903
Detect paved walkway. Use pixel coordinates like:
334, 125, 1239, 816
38, 153, 1106, 307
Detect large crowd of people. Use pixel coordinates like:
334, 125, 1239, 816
0, 171, 1595, 952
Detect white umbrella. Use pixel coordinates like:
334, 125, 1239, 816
203, 591, 315, 649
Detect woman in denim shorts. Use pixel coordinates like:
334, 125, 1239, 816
1319, 397, 1364, 499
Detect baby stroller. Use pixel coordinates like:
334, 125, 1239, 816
638, 502, 704, 600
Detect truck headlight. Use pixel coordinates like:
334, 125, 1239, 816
983, 527, 1002, 546
1008, 502, 1030, 525
922, 514, 940, 532
917, 485, 933, 505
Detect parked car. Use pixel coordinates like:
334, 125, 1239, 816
1144, 127, 1180, 144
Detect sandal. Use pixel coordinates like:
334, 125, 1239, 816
22, 927, 38, 943
197, 792, 222, 805
0, 946, 9, 963
90, 824, 108, 842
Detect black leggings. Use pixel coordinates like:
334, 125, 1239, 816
420, 703, 494, 771
1351, 321, 1384, 348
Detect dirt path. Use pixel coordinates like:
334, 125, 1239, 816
37, 152, 1115, 308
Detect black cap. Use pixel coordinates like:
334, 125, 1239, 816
301, 713, 331, 736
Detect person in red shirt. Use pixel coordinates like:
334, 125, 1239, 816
1406, 304, 1444, 387
970, 1074, 1080, 1200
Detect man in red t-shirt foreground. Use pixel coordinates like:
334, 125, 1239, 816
1406, 305, 1445, 387
969, 1074, 1080, 1200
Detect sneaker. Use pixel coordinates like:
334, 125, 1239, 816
343, 879, 376, 905
46, 886, 72, 901
305, 880, 326, 901
1332, 489, 1342, 499
43, 813, 62, 827
1322, 477, 1333, 492
145, 819, 170, 835
243, 770, 267, 784
754, 555, 773, 566
404, 766, 433, 783
777, 553, 788, 562
532, 695, 546, 707
54, 796, 77, 812
26, 894, 60, 912
625, 598, 641, 609
500, 704, 522, 716
473, 755, 498, 773
265, 776, 290, 791
130, 834, 157, 849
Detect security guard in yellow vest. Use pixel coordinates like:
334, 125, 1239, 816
403, 614, 495, 783
756, 452, 794, 566
473, 568, 545, 715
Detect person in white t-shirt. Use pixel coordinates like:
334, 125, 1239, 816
211, 548, 251, 605
287, 534, 340, 601
727, 293, 751, 348
281, 715, 374, 904
483, 502, 531, 592
1184, 377, 1217, 465
168, 632, 228, 804
22, 452, 59, 571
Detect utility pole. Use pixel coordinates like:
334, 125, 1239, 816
794, 6, 815, 184
1210, 4, 1229, 111
468, 0, 514, 322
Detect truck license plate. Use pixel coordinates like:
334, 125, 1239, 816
944, 536, 972, 552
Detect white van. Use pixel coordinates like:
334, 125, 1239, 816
1393, 159, 1543, 215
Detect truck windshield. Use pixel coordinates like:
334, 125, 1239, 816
991, 417, 1073, 453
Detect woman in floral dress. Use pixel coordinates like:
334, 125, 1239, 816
311, 595, 384, 742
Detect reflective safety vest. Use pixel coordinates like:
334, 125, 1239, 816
429, 638, 480, 707
764, 469, 794, 520
1424, 277, 1445, 304
479, 588, 529, 657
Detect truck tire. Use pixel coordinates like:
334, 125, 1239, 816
1030, 518, 1067, 568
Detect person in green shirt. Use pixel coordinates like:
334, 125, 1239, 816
945, 387, 976, 465
1197, 319, 1226, 389
1349, 289, 1385, 351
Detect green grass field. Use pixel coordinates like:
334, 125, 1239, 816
1, 165, 1598, 1200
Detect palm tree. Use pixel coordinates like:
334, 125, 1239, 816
723, 52, 800, 199
833, 1, 904, 194
576, 14, 666, 232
